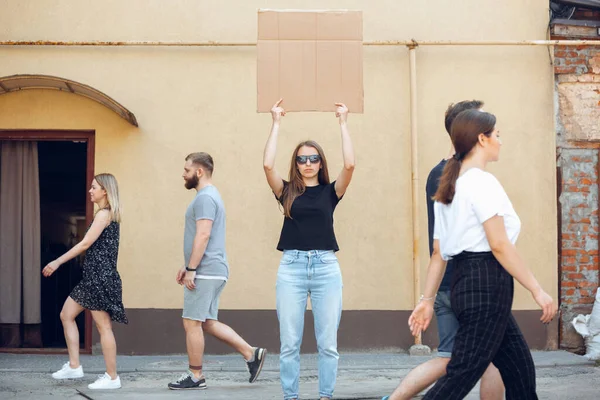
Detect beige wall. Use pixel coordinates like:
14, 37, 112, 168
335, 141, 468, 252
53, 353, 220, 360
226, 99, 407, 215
0, 0, 556, 311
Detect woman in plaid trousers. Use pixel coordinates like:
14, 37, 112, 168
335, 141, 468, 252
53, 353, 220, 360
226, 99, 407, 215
408, 109, 558, 400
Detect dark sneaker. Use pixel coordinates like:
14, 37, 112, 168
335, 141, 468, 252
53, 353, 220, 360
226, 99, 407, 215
167, 371, 207, 390
246, 347, 267, 383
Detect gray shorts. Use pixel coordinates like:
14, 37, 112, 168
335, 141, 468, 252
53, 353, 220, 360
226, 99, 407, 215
182, 279, 226, 322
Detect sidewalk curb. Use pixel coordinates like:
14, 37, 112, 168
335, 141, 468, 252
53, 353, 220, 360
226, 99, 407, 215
1, 361, 596, 374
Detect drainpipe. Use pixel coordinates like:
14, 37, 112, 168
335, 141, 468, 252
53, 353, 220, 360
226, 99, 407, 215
407, 41, 430, 354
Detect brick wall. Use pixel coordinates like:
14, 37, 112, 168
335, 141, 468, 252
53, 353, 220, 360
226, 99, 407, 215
555, 38, 600, 352
554, 46, 600, 75
557, 150, 599, 352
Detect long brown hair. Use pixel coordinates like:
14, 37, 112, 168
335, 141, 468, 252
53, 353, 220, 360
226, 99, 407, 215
434, 109, 496, 205
281, 140, 330, 218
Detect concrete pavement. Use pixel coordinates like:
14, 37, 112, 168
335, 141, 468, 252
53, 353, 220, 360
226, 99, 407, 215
0, 351, 597, 399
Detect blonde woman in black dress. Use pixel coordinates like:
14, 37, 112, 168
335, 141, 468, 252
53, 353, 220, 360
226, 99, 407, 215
42, 173, 127, 390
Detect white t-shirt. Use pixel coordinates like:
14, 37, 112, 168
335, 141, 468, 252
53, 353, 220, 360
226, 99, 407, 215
433, 168, 521, 261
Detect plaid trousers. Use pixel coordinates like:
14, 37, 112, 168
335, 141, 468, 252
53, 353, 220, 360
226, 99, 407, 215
424, 252, 538, 400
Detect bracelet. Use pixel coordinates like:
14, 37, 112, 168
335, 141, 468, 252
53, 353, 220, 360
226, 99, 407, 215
419, 294, 436, 301
185, 267, 197, 272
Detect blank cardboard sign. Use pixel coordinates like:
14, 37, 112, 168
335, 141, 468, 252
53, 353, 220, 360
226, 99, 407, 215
257, 10, 364, 113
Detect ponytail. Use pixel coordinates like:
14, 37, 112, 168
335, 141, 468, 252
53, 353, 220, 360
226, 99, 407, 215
433, 157, 462, 205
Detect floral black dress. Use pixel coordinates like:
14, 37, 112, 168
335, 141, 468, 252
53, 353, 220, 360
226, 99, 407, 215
70, 221, 128, 324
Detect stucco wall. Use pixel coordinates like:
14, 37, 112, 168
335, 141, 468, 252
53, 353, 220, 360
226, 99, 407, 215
0, 0, 556, 313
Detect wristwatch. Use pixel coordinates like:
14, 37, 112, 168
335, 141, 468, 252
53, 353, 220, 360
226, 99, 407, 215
185, 267, 197, 272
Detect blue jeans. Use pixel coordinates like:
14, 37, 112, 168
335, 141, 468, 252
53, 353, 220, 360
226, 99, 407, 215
276, 250, 343, 400
434, 290, 459, 358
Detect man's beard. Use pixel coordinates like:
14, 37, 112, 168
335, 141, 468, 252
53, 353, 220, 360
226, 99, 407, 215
184, 174, 199, 190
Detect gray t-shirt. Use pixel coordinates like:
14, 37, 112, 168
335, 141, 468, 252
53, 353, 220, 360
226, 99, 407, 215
184, 185, 229, 278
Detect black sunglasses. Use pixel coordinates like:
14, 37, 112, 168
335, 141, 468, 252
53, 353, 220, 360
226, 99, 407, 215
296, 155, 321, 165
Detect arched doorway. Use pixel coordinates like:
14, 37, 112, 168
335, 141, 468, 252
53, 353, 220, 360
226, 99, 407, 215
0, 75, 136, 354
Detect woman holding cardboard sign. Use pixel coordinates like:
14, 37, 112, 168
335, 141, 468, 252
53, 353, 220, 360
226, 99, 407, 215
263, 99, 355, 400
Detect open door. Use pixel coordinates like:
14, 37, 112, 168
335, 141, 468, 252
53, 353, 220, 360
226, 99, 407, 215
0, 130, 94, 354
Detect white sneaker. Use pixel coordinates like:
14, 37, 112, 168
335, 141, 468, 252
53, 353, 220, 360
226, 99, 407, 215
88, 373, 121, 390
51, 362, 84, 379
